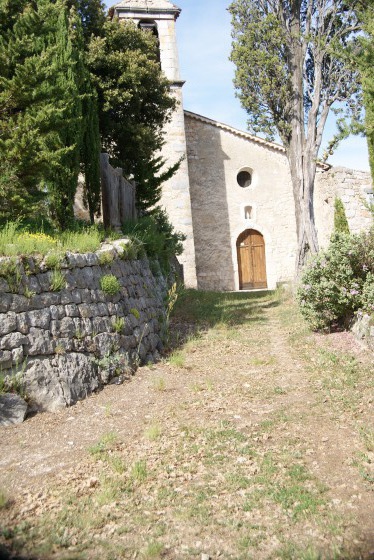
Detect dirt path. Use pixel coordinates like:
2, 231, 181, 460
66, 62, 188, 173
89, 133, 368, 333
0, 291, 373, 560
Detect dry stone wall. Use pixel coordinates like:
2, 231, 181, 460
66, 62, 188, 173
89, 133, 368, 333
0, 240, 167, 415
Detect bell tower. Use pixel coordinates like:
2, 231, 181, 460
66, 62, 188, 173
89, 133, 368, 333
113, 0, 197, 287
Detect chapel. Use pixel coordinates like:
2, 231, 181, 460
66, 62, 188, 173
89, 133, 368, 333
112, 0, 373, 290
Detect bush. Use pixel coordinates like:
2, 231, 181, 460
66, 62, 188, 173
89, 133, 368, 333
100, 274, 121, 296
121, 208, 185, 273
297, 229, 374, 330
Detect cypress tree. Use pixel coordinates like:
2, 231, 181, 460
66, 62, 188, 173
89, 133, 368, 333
334, 198, 350, 235
0, 0, 90, 228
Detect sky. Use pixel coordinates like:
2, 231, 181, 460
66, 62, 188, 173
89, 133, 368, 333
106, 0, 370, 172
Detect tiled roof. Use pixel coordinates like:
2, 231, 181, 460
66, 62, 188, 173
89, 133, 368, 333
184, 111, 330, 170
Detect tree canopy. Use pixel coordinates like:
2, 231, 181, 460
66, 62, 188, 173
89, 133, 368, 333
229, 0, 364, 270
87, 17, 177, 212
0, 0, 177, 226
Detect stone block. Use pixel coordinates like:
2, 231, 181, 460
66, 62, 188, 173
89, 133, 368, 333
24, 354, 100, 412
10, 295, 30, 313
0, 312, 17, 336
26, 276, 41, 295
0, 350, 12, 369
17, 313, 29, 335
27, 309, 51, 330
0, 394, 28, 426
26, 328, 55, 356
40, 292, 61, 307
1, 332, 28, 350
37, 272, 52, 292
0, 294, 12, 313
65, 304, 80, 318
12, 346, 24, 365
56, 317, 76, 338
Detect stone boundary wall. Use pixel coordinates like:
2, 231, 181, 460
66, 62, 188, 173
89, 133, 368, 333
315, 167, 373, 248
0, 240, 167, 415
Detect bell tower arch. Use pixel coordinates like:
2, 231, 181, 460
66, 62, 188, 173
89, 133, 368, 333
113, 1, 197, 287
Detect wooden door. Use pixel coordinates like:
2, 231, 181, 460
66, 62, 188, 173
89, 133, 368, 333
237, 229, 267, 290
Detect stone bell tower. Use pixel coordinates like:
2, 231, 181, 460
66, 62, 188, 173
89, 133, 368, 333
113, 0, 197, 287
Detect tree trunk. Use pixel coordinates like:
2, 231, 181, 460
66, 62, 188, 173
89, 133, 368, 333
287, 4, 319, 274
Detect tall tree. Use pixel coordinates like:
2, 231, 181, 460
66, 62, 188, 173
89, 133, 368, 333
359, 3, 374, 181
0, 0, 86, 227
87, 18, 177, 212
229, 0, 363, 271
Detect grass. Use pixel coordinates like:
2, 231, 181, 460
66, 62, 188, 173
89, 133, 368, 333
1, 290, 372, 560
151, 376, 166, 392
0, 490, 9, 509
130, 460, 148, 483
50, 269, 66, 291
144, 423, 162, 441
0, 221, 103, 257
167, 350, 185, 367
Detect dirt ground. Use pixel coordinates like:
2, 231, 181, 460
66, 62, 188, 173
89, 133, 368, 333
0, 291, 373, 560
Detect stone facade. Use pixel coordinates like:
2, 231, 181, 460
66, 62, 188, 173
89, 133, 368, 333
0, 240, 167, 413
184, 112, 373, 291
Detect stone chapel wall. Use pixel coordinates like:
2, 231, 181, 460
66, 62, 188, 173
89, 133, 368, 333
0, 240, 167, 414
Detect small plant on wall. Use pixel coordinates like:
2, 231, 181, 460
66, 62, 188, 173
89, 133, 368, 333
100, 274, 121, 296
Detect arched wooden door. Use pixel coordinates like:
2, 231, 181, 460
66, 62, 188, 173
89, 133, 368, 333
237, 229, 267, 290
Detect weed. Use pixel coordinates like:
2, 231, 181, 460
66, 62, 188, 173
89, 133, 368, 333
55, 344, 66, 355
142, 541, 164, 559
112, 316, 125, 333
50, 269, 65, 291
98, 251, 114, 266
88, 432, 118, 457
151, 376, 166, 392
100, 275, 121, 296
0, 257, 22, 292
131, 460, 147, 482
108, 456, 126, 475
130, 307, 140, 320
144, 423, 162, 441
23, 287, 35, 299
44, 251, 63, 270
168, 350, 185, 368
120, 238, 143, 260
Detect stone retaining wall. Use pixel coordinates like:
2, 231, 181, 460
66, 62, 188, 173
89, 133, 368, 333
0, 240, 167, 413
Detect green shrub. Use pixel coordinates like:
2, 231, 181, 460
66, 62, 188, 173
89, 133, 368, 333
98, 251, 114, 266
362, 273, 374, 314
120, 238, 144, 260
121, 208, 185, 273
297, 229, 374, 330
100, 275, 121, 296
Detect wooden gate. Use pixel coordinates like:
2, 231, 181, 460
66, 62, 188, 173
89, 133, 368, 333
237, 229, 267, 290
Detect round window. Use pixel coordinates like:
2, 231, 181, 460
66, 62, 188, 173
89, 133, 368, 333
237, 170, 252, 188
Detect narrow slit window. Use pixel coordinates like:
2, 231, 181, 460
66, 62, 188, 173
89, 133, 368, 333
244, 206, 252, 219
